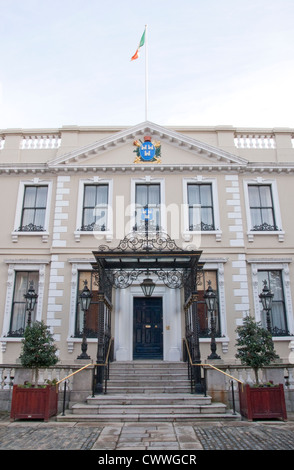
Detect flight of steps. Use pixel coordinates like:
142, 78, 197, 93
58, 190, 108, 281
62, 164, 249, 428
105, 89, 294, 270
57, 361, 240, 422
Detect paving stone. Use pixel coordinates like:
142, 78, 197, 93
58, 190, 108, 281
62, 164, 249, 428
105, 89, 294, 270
0, 414, 294, 451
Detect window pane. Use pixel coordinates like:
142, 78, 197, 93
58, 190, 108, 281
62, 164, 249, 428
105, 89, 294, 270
201, 207, 214, 226
35, 186, 48, 207
93, 208, 107, 230
200, 185, 212, 206
188, 185, 200, 205
21, 209, 35, 227
136, 185, 148, 206
148, 185, 160, 205
259, 186, 272, 207
248, 186, 260, 207
23, 186, 37, 207
84, 186, 96, 207
34, 209, 46, 227
97, 185, 108, 205
261, 208, 274, 226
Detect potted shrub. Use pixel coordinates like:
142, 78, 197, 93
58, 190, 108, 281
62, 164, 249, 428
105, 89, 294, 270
235, 316, 287, 421
10, 321, 59, 421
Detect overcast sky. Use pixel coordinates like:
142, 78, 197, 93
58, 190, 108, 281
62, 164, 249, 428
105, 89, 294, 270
1, 0, 294, 129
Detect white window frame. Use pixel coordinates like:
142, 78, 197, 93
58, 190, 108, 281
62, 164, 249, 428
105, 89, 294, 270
249, 259, 294, 338
74, 177, 113, 242
129, 177, 166, 234
0, 261, 48, 348
12, 179, 53, 243
182, 177, 221, 242
243, 178, 284, 242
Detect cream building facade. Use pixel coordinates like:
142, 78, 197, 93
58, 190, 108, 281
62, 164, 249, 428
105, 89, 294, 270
0, 121, 294, 369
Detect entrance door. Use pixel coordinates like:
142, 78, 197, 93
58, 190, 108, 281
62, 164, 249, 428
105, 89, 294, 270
133, 297, 163, 359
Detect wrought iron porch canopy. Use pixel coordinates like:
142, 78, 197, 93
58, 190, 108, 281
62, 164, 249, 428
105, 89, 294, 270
91, 231, 203, 290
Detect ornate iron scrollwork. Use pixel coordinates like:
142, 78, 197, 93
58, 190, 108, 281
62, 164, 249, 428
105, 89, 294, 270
189, 222, 215, 231
17, 223, 45, 232
252, 222, 280, 231
98, 230, 184, 253
79, 222, 106, 231
93, 230, 202, 292
157, 269, 184, 289
112, 270, 143, 289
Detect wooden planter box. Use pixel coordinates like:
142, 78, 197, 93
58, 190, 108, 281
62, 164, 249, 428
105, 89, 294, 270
238, 383, 287, 421
10, 385, 58, 421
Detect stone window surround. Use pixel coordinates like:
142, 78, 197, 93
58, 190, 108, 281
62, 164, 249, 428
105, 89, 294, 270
248, 258, 294, 338
182, 176, 222, 242
243, 177, 284, 242
130, 176, 166, 234
0, 260, 48, 351
11, 178, 53, 243
74, 177, 113, 242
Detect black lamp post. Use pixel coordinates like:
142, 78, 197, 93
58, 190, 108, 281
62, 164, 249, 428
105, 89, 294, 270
24, 280, 38, 326
204, 280, 221, 360
259, 280, 274, 332
77, 280, 93, 360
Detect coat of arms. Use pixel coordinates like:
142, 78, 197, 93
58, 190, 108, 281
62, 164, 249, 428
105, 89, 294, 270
133, 136, 161, 163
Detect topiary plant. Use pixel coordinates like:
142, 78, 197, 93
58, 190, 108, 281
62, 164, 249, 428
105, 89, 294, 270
235, 315, 279, 385
19, 321, 58, 386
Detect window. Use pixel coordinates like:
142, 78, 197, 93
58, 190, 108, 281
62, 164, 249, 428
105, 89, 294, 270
80, 184, 108, 231
258, 270, 289, 336
248, 185, 278, 231
134, 183, 161, 231
196, 270, 220, 337
8, 271, 39, 337
75, 271, 100, 338
12, 180, 52, 242
187, 184, 214, 231
18, 185, 48, 232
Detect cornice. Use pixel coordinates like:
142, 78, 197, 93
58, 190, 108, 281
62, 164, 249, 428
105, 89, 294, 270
1, 162, 294, 174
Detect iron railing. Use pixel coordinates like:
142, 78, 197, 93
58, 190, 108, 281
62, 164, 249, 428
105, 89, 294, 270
183, 337, 243, 414
57, 337, 114, 416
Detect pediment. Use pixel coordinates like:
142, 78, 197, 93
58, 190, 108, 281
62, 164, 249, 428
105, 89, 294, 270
48, 121, 248, 169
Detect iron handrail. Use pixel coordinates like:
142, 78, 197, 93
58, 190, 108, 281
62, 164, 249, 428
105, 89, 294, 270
57, 337, 114, 415
184, 338, 242, 414
184, 337, 243, 385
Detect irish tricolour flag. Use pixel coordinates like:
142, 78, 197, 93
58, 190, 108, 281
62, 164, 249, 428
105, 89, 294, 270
131, 29, 146, 61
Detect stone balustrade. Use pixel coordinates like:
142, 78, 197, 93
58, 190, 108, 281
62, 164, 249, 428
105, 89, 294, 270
0, 365, 75, 391
234, 133, 276, 149
20, 134, 61, 149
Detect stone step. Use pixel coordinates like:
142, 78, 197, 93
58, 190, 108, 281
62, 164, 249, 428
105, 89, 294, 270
71, 402, 227, 416
106, 386, 192, 394
58, 410, 240, 423
106, 379, 190, 387
109, 363, 188, 373
86, 393, 209, 406
57, 361, 241, 422
107, 361, 191, 394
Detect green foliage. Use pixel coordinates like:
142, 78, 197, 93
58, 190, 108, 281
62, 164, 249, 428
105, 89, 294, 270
235, 316, 279, 384
19, 321, 58, 385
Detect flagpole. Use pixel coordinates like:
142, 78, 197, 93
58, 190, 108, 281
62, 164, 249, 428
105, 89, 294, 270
145, 24, 148, 121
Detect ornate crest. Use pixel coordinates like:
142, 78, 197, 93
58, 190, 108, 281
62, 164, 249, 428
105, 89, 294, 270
133, 136, 161, 163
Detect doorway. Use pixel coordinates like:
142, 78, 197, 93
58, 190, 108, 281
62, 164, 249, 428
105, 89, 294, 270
133, 297, 163, 359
